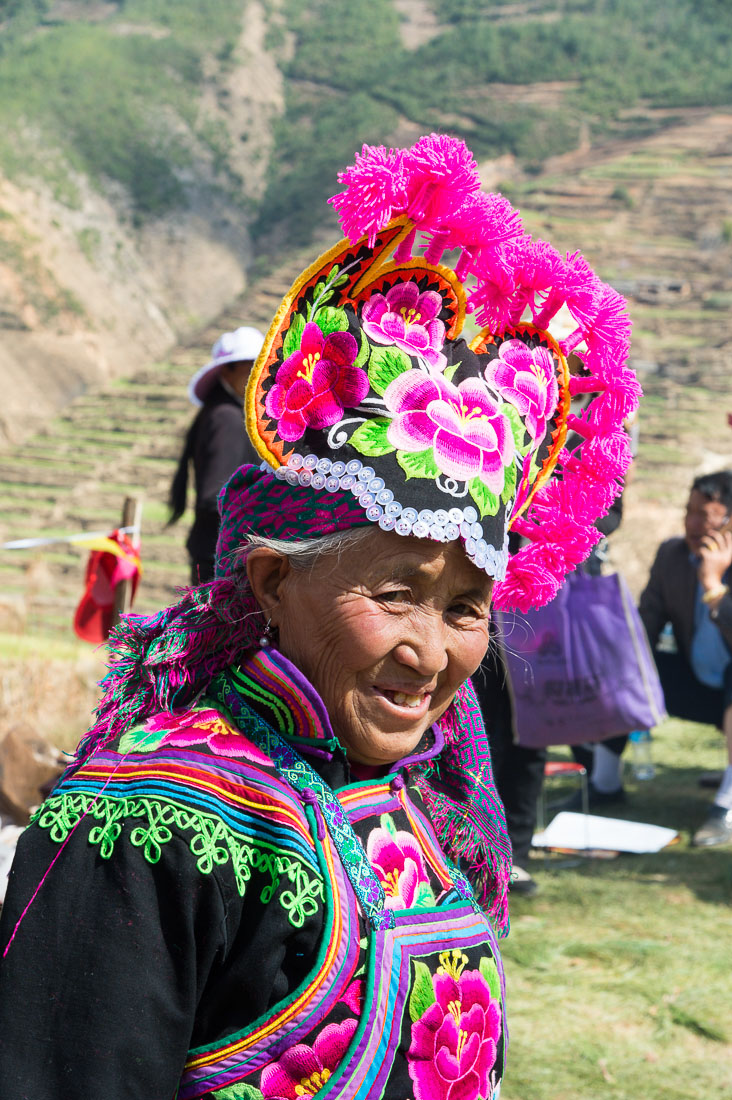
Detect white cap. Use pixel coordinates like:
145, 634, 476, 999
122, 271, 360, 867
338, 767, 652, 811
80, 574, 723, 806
187, 326, 265, 406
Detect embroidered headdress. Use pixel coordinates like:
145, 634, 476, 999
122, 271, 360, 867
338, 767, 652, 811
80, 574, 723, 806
240, 133, 639, 611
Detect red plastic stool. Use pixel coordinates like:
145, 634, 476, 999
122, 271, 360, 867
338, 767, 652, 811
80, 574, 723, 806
535, 760, 589, 840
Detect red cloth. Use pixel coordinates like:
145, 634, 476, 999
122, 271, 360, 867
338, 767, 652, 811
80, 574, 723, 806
73, 530, 141, 643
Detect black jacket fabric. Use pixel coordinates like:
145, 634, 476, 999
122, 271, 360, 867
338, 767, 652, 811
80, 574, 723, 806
638, 536, 732, 659
185, 380, 260, 562
0, 654, 507, 1100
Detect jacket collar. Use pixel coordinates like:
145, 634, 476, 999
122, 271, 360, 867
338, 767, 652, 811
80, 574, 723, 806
228, 647, 442, 771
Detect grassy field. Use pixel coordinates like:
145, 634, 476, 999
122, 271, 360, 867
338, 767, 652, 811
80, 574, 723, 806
504, 717, 732, 1100
1, 627, 730, 1098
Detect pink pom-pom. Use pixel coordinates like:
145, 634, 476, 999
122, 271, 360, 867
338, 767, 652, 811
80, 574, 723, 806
577, 431, 632, 482
579, 372, 642, 424
493, 544, 564, 612
402, 133, 481, 226
451, 190, 524, 249
583, 283, 632, 370
328, 144, 407, 245
444, 191, 524, 279
512, 239, 566, 325
563, 250, 604, 329
468, 245, 521, 329
541, 515, 601, 564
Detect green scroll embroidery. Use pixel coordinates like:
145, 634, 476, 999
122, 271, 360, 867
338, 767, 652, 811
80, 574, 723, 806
33, 793, 324, 929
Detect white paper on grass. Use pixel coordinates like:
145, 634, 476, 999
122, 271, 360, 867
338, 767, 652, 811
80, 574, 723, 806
532, 812, 678, 854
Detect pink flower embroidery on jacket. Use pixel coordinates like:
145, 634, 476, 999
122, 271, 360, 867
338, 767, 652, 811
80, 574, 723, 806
361, 281, 447, 371
260, 1018, 357, 1099
366, 814, 435, 909
483, 338, 559, 447
145, 708, 272, 764
265, 322, 367, 442
384, 371, 515, 491
408, 950, 502, 1100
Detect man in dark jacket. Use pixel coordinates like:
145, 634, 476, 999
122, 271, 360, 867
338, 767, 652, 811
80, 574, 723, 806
639, 469, 732, 846
169, 327, 264, 583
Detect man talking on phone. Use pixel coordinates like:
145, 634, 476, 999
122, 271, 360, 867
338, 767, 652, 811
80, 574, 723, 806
639, 469, 732, 846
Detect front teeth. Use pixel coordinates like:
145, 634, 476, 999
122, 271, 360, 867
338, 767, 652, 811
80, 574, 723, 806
392, 692, 423, 708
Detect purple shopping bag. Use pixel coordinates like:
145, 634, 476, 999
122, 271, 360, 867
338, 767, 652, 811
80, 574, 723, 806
495, 570, 666, 748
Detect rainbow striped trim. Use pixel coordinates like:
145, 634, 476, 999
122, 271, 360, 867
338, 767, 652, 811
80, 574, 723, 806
230, 649, 336, 744
54, 748, 318, 870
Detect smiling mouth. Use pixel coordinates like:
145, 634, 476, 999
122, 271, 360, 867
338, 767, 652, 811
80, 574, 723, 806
377, 688, 431, 710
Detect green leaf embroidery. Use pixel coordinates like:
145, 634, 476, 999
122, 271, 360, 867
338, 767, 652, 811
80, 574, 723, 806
313, 305, 349, 336
380, 813, 398, 838
35, 791, 324, 925
397, 448, 440, 480
443, 361, 458, 383
368, 345, 412, 396
468, 477, 500, 518
307, 281, 327, 319
349, 417, 395, 457
328, 263, 349, 289
414, 881, 437, 908
501, 460, 518, 504
118, 723, 167, 754
282, 312, 305, 359
311, 264, 348, 313
211, 1083, 265, 1100
409, 960, 437, 1023
479, 955, 502, 1003
353, 328, 370, 371
501, 401, 530, 455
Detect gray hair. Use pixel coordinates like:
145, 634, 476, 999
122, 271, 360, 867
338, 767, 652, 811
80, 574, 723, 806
241, 526, 374, 573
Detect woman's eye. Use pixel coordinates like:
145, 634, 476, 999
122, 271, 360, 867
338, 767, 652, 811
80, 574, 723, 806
450, 602, 483, 620
376, 589, 411, 604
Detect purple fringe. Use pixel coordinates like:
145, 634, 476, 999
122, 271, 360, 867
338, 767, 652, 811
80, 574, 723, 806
75, 571, 264, 765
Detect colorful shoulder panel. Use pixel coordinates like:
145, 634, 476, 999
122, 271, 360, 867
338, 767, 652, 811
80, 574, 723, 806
35, 703, 324, 926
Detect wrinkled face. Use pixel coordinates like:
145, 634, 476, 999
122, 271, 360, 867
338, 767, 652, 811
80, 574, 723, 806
684, 489, 730, 554
272, 529, 493, 766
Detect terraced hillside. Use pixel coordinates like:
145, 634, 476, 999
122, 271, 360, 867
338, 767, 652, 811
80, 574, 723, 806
1, 110, 732, 639
0, 246, 316, 636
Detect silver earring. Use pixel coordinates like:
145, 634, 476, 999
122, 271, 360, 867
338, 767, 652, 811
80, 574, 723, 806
259, 618, 273, 647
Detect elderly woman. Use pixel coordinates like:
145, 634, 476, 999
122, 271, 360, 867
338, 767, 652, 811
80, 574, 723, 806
0, 135, 636, 1100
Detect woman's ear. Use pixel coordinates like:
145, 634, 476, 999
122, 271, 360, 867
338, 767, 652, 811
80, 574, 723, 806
246, 548, 291, 625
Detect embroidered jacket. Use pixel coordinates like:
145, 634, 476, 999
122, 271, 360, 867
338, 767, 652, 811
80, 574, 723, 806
0, 649, 506, 1100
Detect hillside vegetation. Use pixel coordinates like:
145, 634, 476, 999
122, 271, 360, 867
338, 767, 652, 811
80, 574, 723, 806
2, 0, 731, 440
4, 1, 731, 239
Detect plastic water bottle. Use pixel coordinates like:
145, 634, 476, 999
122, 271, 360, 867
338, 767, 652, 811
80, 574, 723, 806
656, 622, 677, 654
629, 730, 655, 780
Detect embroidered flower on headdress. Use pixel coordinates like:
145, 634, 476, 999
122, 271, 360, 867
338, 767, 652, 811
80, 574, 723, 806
361, 281, 447, 371
384, 372, 515, 493
482, 338, 559, 447
265, 322, 368, 442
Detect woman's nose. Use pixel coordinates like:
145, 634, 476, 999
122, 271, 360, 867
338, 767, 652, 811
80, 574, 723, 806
393, 615, 449, 676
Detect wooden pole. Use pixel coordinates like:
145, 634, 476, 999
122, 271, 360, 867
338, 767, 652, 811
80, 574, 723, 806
111, 495, 143, 629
